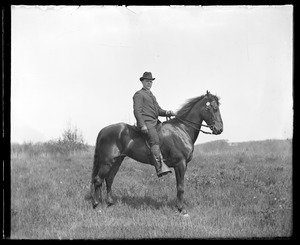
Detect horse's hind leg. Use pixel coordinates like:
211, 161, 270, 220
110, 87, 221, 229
90, 175, 104, 209
91, 164, 105, 209
105, 156, 124, 206
91, 158, 111, 209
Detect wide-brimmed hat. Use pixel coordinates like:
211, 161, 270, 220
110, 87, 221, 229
140, 72, 155, 81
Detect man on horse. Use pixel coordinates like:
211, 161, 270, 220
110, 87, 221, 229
133, 72, 176, 177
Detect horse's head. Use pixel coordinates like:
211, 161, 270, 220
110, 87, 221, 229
201, 91, 223, 135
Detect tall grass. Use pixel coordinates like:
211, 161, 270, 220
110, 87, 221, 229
11, 125, 89, 158
10, 139, 292, 239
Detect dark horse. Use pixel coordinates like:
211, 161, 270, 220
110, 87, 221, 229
90, 91, 223, 215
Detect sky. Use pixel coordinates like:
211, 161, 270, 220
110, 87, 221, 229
11, 5, 293, 145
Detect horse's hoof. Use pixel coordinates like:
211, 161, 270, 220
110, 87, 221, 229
107, 202, 114, 207
107, 197, 114, 207
178, 208, 189, 217
92, 202, 99, 209
182, 213, 190, 218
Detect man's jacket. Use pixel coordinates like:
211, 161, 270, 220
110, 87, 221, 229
133, 88, 167, 129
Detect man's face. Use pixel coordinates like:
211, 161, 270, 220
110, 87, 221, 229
142, 79, 153, 90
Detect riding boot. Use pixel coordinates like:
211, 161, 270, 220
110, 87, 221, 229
150, 145, 172, 177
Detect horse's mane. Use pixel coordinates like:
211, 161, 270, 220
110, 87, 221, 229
176, 94, 220, 117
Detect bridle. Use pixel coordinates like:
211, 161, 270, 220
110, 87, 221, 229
175, 117, 213, 134
166, 116, 213, 134
165, 98, 219, 135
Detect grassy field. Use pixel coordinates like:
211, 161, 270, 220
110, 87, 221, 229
10, 139, 292, 239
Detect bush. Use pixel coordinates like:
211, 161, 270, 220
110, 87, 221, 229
56, 124, 89, 155
11, 124, 89, 158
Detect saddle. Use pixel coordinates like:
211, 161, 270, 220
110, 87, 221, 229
132, 121, 163, 149
132, 121, 163, 132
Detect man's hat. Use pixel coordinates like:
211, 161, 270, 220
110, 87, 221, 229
140, 72, 155, 81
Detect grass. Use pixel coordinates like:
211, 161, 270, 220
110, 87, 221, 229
10, 139, 292, 239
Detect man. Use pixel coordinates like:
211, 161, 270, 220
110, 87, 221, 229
133, 72, 176, 177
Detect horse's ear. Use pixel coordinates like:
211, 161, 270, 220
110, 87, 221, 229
206, 90, 210, 97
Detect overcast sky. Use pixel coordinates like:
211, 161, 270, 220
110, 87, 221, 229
11, 5, 293, 145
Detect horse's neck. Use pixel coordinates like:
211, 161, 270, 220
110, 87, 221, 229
181, 101, 204, 143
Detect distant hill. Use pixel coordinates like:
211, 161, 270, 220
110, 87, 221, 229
195, 139, 292, 155
11, 125, 46, 143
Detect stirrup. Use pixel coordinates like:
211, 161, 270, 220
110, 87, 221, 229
157, 162, 172, 177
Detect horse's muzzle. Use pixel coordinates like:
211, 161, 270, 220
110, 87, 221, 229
211, 125, 223, 135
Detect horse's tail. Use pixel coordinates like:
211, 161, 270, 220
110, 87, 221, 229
90, 130, 103, 206
91, 131, 102, 183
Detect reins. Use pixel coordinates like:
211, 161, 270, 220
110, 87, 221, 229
166, 116, 213, 135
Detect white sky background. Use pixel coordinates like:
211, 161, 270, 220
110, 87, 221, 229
11, 5, 293, 145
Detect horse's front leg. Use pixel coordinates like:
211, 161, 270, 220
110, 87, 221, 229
174, 160, 188, 216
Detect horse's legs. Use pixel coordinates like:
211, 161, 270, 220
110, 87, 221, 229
91, 175, 104, 209
174, 160, 188, 215
105, 156, 124, 206
91, 158, 111, 209
91, 155, 101, 208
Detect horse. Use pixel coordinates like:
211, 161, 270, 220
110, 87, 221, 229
90, 91, 223, 216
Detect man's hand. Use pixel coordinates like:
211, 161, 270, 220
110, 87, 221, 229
141, 125, 148, 134
166, 110, 176, 117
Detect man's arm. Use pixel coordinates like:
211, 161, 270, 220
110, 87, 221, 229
151, 95, 167, 116
158, 106, 168, 117
155, 99, 176, 117
133, 92, 146, 128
